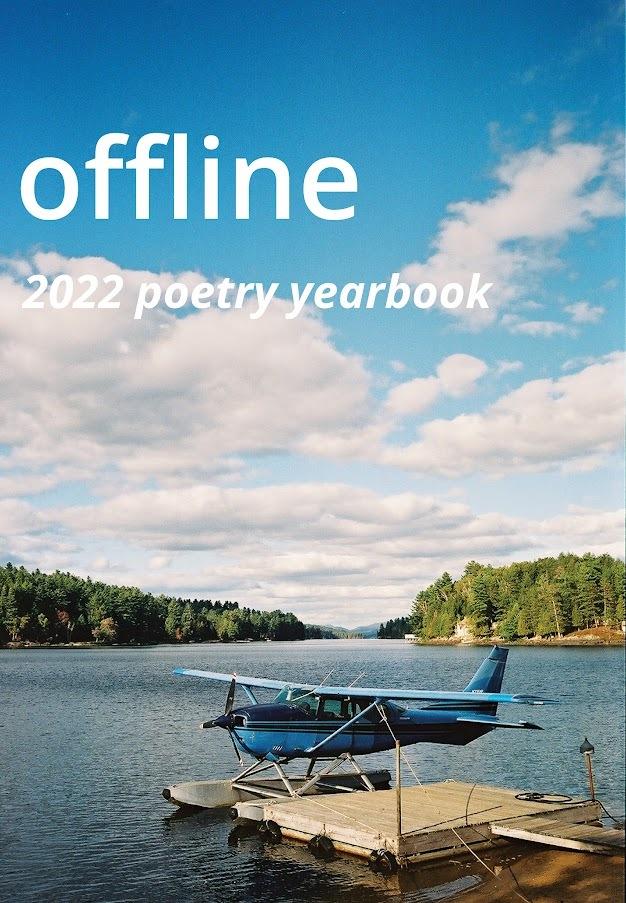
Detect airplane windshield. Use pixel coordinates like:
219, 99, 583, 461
274, 687, 316, 713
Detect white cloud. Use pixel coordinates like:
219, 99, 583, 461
534, 506, 625, 559
0, 247, 622, 626
383, 353, 625, 477
385, 354, 487, 416
0, 472, 59, 496
550, 113, 576, 142
0, 252, 619, 490
501, 314, 575, 337
0, 254, 372, 484
25, 483, 623, 624
400, 132, 623, 328
561, 351, 617, 372
386, 376, 440, 416
0, 497, 78, 570
495, 360, 523, 376
564, 300, 605, 324
435, 354, 487, 396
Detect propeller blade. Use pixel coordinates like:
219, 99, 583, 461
225, 676, 236, 715
227, 729, 243, 766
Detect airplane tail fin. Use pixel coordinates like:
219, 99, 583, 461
463, 646, 508, 714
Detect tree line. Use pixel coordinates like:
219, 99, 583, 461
378, 617, 412, 639
0, 563, 307, 645
407, 554, 624, 641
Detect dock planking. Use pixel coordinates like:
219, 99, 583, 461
491, 815, 625, 853
237, 780, 617, 865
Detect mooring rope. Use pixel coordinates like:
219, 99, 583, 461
295, 790, 387, 836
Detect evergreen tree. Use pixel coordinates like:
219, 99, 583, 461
180, 602, 194, 640
165, 599, 183, 640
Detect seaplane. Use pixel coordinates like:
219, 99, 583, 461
169, 646, 556, 803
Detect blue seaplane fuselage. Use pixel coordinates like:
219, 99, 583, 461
175, 646, 552, 764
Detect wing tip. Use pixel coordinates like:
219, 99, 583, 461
514, 695, 559, 705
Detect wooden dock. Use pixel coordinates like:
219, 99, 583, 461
235, 780, 623, 866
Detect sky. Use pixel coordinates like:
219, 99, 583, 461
0, 0, 623, 626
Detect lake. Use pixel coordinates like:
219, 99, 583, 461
1, 641, 623, 902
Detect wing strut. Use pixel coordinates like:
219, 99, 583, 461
304, 700, 380, 755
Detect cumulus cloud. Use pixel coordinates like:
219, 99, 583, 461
0, 253, 372, 484
0, 497, 78, 570
12, 483, 620, 624
386, 376, 441, 416
383, 353, 624, 477
561, 351, 617, 372
0, 248, 622, 624
495, 360, 523, 376
436, 354, 488, 396
501, 314, 575, 337
564, 300, 605, 324
0, 253, 620, 488
400, 131, 623, 328
385, 354, 487, 416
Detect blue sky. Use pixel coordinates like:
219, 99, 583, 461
0, 1, 623, 624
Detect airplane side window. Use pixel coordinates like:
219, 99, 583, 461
318, 698, 343, 719
354, 699, 380, 722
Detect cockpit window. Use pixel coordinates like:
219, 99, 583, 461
274, 687, 315, 714
316, 697, 351, 720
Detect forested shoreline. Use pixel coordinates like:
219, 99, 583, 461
2, 554, 623, 648
388, 554, 624, 642
0, 563, 308, 645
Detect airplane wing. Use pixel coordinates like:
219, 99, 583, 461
456, 713, 543, 730
173, 668, 555, 705
173, 667, 289, 690
309, 685, 555, 705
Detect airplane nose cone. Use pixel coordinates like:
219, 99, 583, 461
212, 714, 231, 729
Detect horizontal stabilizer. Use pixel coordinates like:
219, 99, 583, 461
457, 714, 543, 730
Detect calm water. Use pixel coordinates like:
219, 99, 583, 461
1, 641, 623, 902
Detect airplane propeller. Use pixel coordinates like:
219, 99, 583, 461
201, 675, 243, 765
201, 675, 236, 729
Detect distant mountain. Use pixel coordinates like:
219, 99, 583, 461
305, 622, 379, 639
347, 623, 379, 638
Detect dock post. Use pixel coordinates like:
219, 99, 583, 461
395, 740, 402, 839
580, 737, 596, 801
